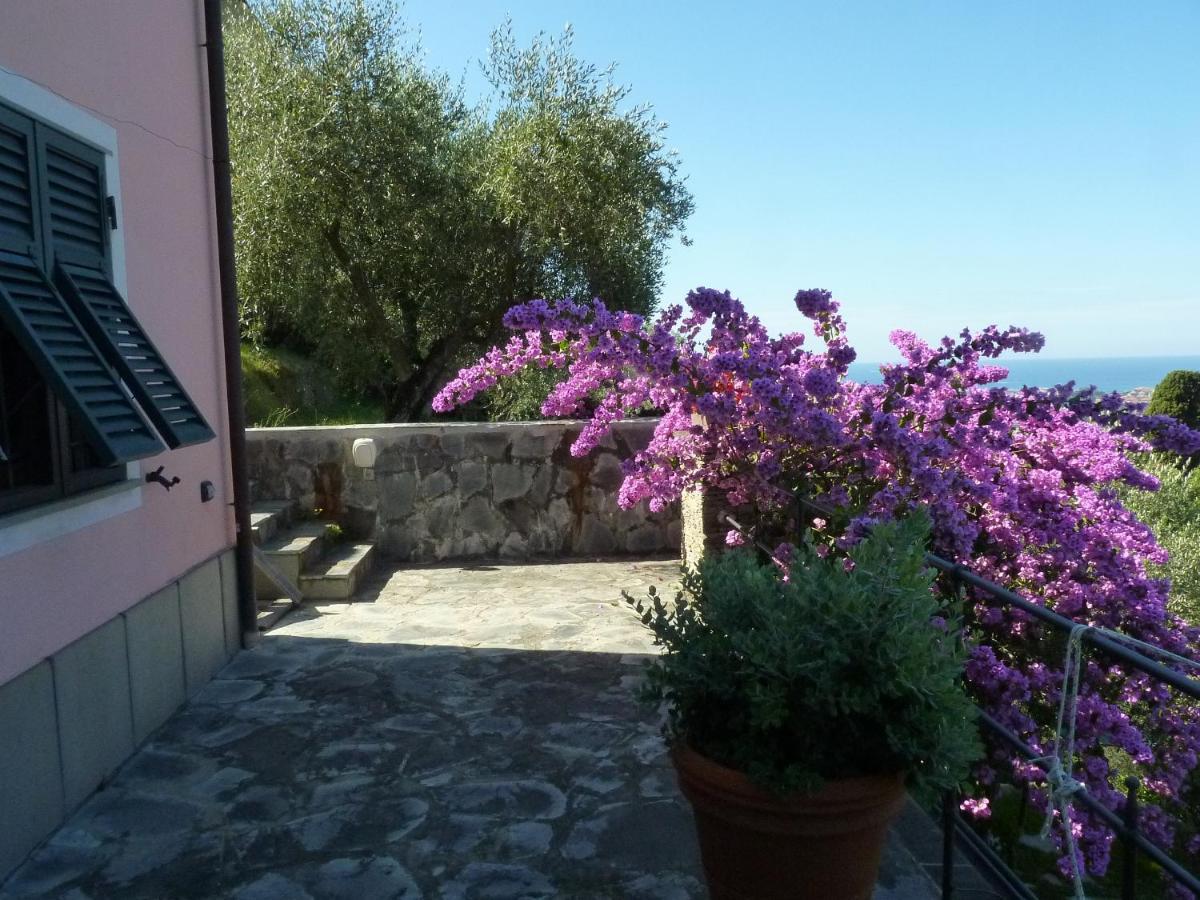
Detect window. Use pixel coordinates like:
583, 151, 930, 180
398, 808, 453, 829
0, 100, 213, 517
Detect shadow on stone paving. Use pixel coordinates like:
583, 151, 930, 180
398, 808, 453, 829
2, 565, 940, 899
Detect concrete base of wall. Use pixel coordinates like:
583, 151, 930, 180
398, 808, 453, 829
0, 548, 240, 882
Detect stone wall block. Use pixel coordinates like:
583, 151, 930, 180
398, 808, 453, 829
546, 497, 573, 533
552, 467, 578, 498
342, 473, 378, 512
458, 460, 488, 498
614, 505, 647, 533
425, 496, 460, 539
586, 485, 618, 516
380, 472, 417, 518
499, 532, 529, 559
287, 440, 317, 465
525, 528, 555, 555
374, 444, 412, 475
494, 465, 537, 508
591, 453, 624, 492
649, 500, 681, 524
380, 525, 416, 561
461, 495, 507, 543
627, 523, 666, 555
614, 422, 655, 453
528, 465, 553, 507
439, 431, 467, 459
576, 519, 616, 556
285, 460, 315, 501
501, 500, 537, 535
512, 428, 558, 459
419, 470, 454, 501
390, 433, 437, 454
412, 450, 446, 476
465, 430, 512, 461
401, 513, 430, 545
460, 534, 488, 557
492, 463, 534, 505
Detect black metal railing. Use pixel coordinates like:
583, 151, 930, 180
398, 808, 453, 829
721, 492, 1200, 899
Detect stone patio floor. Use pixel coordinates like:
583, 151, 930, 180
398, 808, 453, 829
1, 558, 948, 899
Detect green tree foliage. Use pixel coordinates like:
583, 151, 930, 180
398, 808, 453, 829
225, 1, 692, 420
1147, 370, 1200, 432
1115, 454, 1200, 624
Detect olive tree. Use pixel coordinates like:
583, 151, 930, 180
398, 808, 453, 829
226, 1, 692, 420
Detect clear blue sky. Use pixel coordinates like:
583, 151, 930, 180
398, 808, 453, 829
405, 0, 1199, 363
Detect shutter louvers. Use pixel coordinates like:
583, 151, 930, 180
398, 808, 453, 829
0, 107, 38, 257
43, 142, 108, 265
56, 262, 215, 449
0, 250, 164, 464
36, 125, 109, 270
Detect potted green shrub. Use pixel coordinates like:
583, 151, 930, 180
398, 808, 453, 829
624, 512, 981, 900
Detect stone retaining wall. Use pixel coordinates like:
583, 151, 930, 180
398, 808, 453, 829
245, 421, 680, 563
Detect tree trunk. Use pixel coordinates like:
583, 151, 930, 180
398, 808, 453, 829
385, 334, 465, 421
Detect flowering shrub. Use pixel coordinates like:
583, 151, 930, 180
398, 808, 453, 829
433, 286, 1200, 880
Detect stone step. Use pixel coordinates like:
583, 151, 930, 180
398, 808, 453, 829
299, 542, 375, 601
259, 521, 337, 584
250, 500, 296, 546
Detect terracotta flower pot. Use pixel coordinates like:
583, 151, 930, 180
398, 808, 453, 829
672, 745, 907, 900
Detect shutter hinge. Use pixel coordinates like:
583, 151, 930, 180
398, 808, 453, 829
105, 195, 119, 231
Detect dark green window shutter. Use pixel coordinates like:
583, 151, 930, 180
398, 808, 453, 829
36, 117, 214, 450
56, 262, 215, 448
0, 105, 40, 259
35, 125, 109, 271
0, 250, 164, 464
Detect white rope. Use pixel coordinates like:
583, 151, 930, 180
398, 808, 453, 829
1029, 623, 1200, 899
1032, 623, 1090, 898
1093, 628, 1200, 675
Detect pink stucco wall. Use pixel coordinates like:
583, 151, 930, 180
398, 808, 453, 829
0, 2, 235, 684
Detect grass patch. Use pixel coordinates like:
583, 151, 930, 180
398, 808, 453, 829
1114, 454, 1200, 624
241, 344, 386, 426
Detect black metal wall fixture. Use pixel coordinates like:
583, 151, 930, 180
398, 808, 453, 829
722, 493, 1200, 900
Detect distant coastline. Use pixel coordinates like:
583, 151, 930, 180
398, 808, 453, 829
848, 355, 1200, 397
1122, 386, 1154, 406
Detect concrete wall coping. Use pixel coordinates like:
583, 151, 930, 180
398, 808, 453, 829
247, 418, 661, 439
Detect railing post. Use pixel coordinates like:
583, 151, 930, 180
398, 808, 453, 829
1122, 776, 1140, 900
942, 789, 956, 899
943, 564, 967, 900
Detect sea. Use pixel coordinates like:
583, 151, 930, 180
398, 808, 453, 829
846, 355, 1200, 394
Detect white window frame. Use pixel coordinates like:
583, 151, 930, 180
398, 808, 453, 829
0, 66, 142, 559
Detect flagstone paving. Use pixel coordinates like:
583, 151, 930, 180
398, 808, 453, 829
1, 559, 940, 899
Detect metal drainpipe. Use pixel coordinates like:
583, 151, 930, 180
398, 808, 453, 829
203, 0, 258, 647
